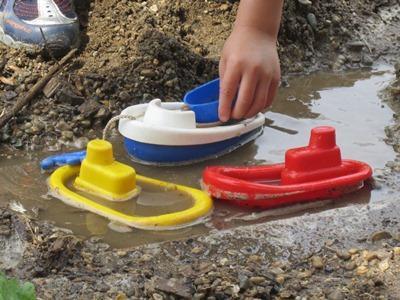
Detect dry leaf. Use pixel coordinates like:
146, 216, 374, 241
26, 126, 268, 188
0, 76, 15, 85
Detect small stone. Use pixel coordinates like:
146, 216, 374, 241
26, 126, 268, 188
140, 254, 152, 262
61, 130, 74, 140
363, 251, 378, 262
344, 261, 356, 271
336, 250, 351, 260
280, 290, 293, 299
249, 276, 265, 285
347, 40, 364, 52
191, 247, 203, 254
356, 265, 368, 275
140, 69, 156, 78
118, 91, 130, 102
193, 293, 206, 300
115, 292, 127, 300
371, 231, 392, 242
327, 289, 345, 300
247, 255, 262, 263
393, 247, 400, 255
362, 54, 374, 66
74, 137, 89, 149
149, 4, 158, 12
311, 256, 324, 269
276, 275, 285, 285
307, 13, 317, 30
297, 0, 312, 5
152, 293, 163, 300
219, 4, 229, 11
348, 248, 359, 255
378, 259, 390, 272
297, 270, 312, 279
3, 90, 17, 101
238, 275, 251, 290
116, 250, 127, 257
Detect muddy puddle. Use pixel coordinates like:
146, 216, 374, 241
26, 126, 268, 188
0, 65, 397, 248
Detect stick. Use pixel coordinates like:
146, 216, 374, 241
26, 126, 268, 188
0, 48, 78, 129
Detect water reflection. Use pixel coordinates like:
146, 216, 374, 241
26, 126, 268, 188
0, 66, 396, 248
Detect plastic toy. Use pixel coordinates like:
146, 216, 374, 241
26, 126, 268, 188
47, 139, 213, 230
202, 126, 372, 209
183, 78, 220, 124
118, 99, 265, 166
40, 150, 86, 170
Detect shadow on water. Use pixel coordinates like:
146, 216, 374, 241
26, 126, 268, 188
0, 65, 396, 248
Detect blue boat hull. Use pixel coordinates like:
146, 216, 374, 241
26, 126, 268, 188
124, 127, 263, 166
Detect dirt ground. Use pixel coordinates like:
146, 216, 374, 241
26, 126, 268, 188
0, 0, 400, 299
0, 0, 398, 150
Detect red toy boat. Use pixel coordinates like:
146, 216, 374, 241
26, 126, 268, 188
202, 126, 372, 209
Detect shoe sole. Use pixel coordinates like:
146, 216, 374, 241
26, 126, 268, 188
0, 16, 37, 49
0, 13, 79, 52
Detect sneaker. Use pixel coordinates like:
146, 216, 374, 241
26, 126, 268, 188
0, 0, 80, 56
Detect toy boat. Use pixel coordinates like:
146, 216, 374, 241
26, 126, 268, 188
183, 78, 220, 124
202, 126, 372, 209
47, 139, 213, 230
118, 99, 265, 166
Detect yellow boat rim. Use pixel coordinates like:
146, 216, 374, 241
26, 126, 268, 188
48, 165, 213, 230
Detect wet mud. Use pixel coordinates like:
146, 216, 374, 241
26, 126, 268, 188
0, 1, 399, 299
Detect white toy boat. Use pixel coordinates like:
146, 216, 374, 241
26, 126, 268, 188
118, 99, 265, 165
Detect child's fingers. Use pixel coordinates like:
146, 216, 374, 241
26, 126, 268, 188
219, 57, 227, 80
218, 65, 241, 122
265, 77, 280, 108
244, 78, 270, 118
231, 74, 257, 119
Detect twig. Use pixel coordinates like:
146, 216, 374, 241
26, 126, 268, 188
0, 57, 6, 74
0, 48, 78, 129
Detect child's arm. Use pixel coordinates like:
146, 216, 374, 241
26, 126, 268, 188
218, 0, 283, 122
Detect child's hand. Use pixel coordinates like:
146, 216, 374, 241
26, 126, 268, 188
218, 26, 281, 122
217, 0, 283, 122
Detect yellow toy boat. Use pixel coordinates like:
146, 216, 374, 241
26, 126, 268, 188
48, 140, 213, 230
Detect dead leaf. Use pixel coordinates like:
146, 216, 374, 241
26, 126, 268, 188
0, 76, 15, 85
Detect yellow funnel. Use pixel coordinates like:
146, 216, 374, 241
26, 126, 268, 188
74, 139, 140, 201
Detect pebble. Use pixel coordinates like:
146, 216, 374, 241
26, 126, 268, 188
348, 248, 359, 255
191, 247, 203, 254
307, 13, 317, 30
344, 261, 356, 271
152, 293, 163, 300
276, 275, 285, 284
219, 4, 229, 11
61, 130, 74, 140
149, 4, 158, 13
363, 251, 378, 262
249, 276, 266, 285
311, 256, 324, 269
362, 54, 374, 66
297, 0, 312, 5
327, 289, 345, 300
393, 247, 400, 255
371, 231, 392, 242
193, 293, 206, 300
3, 90, 17, 101
297, 270, 312, 279
347, 40, 364, 52
139, 254, 153, 262
140, 69, 156, 78
356, 265, 368, 275
378, 259, 390, 272
336, 250, 351, 260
